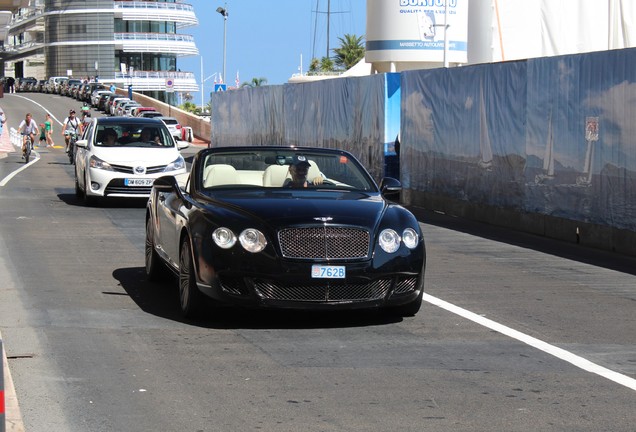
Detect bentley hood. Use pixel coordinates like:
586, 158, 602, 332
201, 190, 389, 229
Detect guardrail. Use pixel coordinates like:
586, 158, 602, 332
9, 128, 20, 149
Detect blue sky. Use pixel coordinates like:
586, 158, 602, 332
178, 0, 367, 103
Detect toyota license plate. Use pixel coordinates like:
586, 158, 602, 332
125, 178, 154, 187
311, 265, 345, 279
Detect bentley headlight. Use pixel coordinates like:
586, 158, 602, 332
402, 228, 419, 249
89, 155, 113, 171
239, 228, 267, 253
212, 227, 236, 249
163, 155, 185, 172
379, 229, 400, 253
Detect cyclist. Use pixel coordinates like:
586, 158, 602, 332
80, 102, 90, 120
18, 113, 39, 158
61, 109, 80, 153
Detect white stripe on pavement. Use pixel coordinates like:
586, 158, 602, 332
424, 293, 636, 392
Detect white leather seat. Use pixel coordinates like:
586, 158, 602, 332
262, 164, 290, 187
203, 164, 238, 187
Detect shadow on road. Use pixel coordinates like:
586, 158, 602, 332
57, 192, 147, 208
113, 266, 403, 330
413, 207, 636, 276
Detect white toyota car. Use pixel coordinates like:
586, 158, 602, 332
74, 117, 189, 205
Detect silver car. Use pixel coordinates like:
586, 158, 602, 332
157, 116, 182, 141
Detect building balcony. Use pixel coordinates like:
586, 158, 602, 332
115, 70, 198, 92
115, 32, 198, 56
114, 1, 198, 29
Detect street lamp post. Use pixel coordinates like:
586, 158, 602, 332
216, 4, 228, 84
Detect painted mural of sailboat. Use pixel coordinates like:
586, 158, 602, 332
478, 83, 493, 170
535, 111, 556, 184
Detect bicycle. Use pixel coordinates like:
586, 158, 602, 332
67, 131, 78, 164
23, 134, 33, 163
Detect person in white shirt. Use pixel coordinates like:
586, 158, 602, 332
18, 113, 39, 158
61, 109, 80, 153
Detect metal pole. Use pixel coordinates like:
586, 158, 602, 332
222, 12, 227, 83
443, 0, 449, 68
200, 55, 204, 109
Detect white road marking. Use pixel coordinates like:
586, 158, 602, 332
0, 151, 40, 187
424, 293, 636, 391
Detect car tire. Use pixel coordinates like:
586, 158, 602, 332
179, 237, 204, 318
83, 174, 95, 206
74, 169, 82, 198
387, 289, 423, 317
145, 218, 165, 281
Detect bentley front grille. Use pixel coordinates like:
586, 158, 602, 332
254, 279, 391, 302
278, 226, 370, 259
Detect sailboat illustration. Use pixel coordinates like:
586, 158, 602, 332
535, 111, 556, 184
478, 83, 493, 170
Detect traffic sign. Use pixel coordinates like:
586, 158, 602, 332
214, 84, 227, 92
165, 78, 174, 93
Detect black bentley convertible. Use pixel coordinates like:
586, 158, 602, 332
145, 146, 426, 318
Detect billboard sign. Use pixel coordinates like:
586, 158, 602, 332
366, 0, 468, 64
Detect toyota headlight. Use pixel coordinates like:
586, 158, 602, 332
89, 155, 113, 171
164, 155, 185, 172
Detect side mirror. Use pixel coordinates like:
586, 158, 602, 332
153, 175, 179, 190
379, 177, 402, 199
75, 139, 88, 149
177, 140, 190, 150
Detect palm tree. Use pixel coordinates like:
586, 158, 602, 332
320, 56, 335, 73
333, 34, 365, 70
241, 77, 268, 88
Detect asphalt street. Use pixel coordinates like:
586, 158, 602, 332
0, 92, 635, 431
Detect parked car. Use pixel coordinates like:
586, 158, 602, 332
109, 97, 130, 116
97, 92, 116, 111
74, 117, 189, 204
80, 83, 105, 101
91, 90, 112, 108
131, 107, 157, 117
36, 79, 48, 92
54, 77, 69, 94
118, 101, 142, 116
137, 111, 164, 119
157, 116, 182, 141
145, 146, 426, 318
17, 77, 37, 92
61, 79, 82, 96
47, 76, 68, 94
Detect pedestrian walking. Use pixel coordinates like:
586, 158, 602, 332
44, 113, 54, 147
39, 123, 46, 147
6, 77, 15, 93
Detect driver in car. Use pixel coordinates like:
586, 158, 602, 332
284, 155, 324, 188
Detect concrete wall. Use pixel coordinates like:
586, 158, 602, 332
120, 89, 211, 143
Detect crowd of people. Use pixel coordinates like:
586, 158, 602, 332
0, 104, 93, 158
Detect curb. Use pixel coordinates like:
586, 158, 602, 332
0, 332, 24, 432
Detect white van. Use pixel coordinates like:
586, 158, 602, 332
47, 76, 68, 94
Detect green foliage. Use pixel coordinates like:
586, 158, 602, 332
308, 34, 365, 75
333, 34, 365, 70
240, 77, 268, 88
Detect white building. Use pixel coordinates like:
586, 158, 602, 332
1, 0, 199, 101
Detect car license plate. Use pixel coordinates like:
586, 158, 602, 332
311, 265, 345, 279
125, 178, 154, 187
